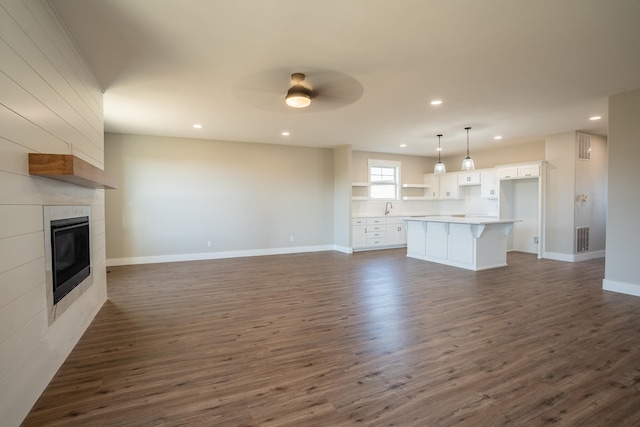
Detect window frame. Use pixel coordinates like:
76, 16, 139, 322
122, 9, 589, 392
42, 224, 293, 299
368, 159, 401, 200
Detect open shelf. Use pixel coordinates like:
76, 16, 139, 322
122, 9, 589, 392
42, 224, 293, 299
29, 153, 118, 189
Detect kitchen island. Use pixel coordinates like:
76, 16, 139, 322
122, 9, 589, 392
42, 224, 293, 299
403, 216, 519, 271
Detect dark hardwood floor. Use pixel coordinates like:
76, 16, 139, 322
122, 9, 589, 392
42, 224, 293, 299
22, 249, 640, 426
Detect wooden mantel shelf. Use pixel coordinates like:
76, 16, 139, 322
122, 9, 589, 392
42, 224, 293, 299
29, 154, 118, 189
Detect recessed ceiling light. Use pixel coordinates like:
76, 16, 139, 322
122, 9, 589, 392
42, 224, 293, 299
193, 124, 202, 129
430, 100, 442, 105
494, 136, 503, 140
281, 131, 290, 136
589, 116, 602, 121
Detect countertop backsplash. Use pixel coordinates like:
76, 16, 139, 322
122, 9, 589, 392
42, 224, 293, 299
352, 186, 498, 218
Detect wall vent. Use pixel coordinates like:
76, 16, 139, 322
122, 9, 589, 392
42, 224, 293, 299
576, 227, 589, 253
577, 133, 591, 160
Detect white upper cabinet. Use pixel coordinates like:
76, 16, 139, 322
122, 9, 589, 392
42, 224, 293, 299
497, 166, 518, 180
439, 174, 459, 199
497, 162, 541, 180
424, 174, 440, 200
517, 164, 540, 178
481, 170, 498, 199
458, 171, 481, 186
423, 173, 459, 199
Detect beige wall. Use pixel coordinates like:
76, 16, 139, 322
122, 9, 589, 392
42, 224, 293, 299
0, 1, 106, 424
544, 131, 607, 259
351, 150, 440, 217
545, 132, 577, 255
352, 150, 435, 184
604, 88, 640, 295
575, 133, 607, 253
333, 145, 352, 252
105, 133, 335, 264
442, 140, 545, 170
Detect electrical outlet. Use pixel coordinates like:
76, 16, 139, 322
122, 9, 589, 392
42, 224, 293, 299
533, 237, 539, 244
290, 236, 294, 242
207, 240, 212, 247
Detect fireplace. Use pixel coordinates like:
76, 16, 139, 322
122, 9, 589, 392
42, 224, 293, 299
44, 206, 93, 319
51, 216, 90, 304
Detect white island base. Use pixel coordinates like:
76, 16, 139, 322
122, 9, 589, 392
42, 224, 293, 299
404, 217, 518, 271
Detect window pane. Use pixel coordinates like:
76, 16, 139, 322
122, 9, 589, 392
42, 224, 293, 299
368, 162, 399, 199
371, 166, 396, 183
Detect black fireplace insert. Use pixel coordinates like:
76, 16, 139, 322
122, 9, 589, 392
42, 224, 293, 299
51, 216, 90, 304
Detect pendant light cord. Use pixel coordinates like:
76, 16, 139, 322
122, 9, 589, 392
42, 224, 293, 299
465, 127, 471, 157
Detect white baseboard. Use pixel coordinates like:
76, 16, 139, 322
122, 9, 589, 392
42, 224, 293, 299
603, 279, 640, 297
107, 244, 337, 266
333, 245, 352, 254
543, 250, 605, 262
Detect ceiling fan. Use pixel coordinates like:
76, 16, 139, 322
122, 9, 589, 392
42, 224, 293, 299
233, 67, 364, 112
285, 73, 313, 108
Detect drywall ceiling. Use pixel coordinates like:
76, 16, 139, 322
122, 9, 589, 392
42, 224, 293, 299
50, 0, 640, 156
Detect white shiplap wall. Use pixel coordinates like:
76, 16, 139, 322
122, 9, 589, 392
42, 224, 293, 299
0, 1, 106, 425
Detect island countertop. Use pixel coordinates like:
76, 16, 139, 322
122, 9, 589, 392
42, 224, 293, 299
403, 216, 519, 271
402, 216, 519, 225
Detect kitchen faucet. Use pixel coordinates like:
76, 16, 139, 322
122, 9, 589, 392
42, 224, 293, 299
385, 202, 393, 215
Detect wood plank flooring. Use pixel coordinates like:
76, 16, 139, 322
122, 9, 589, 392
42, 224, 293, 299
22, 250, 640, 426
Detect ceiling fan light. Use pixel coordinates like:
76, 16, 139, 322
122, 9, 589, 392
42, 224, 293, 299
285, 85, 312, 108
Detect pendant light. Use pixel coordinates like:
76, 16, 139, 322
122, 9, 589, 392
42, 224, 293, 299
434, 134, 446, 174
461, 126, 475, 171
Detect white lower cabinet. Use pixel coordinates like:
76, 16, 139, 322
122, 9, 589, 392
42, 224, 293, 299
386, 218, 406, 246
352, 225, 367, 248
352, 217, 407, 250
366, 222, 386, 246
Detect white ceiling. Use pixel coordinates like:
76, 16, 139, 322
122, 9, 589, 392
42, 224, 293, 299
50, 0, 640, 156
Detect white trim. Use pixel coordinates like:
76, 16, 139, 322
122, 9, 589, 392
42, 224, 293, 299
44, 205, 93, 325
334, 245, 352, 254
543, 250, 605, 262
603, 279, 640, 297
368, 158, 401, 200
107, 245, 337, 266
543, 252, 577, 262
406, 253, 506, 271
574, 250, 605, 261
353, 244, 406, 253
368, 159, 402, 168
